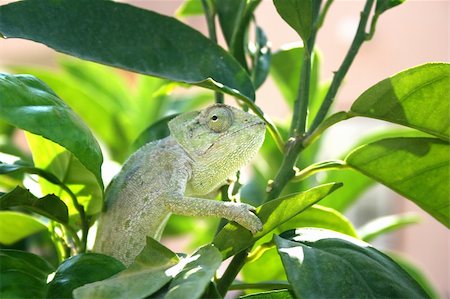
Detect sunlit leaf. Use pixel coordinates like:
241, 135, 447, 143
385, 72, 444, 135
275, 228, 429, 299
0, 73, 103, 188
47, 253, 125, 299
350, 63, 450, 141
0, 186, 68, 224
74, 238, 179, 299
166, 245, 222, 299
0, 0, 255, 102
346, 137, 450, 227
213, 183, 343, 259
0, 211, 46, 245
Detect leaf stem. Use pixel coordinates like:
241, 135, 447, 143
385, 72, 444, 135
292, 160, 347, 182
309, 0, 375, 133
28, 167, 88, 253
291, 1, 321, 136
201, 0, 224, 104
314, 0, 334, 31
229, 281, 292, 291
216, 249, 250, 297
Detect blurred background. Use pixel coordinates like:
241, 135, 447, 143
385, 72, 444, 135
0, 0, 448, 297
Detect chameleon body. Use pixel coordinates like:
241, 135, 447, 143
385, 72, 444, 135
94, 104, 265, 265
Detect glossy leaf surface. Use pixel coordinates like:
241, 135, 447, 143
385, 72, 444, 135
213, 183, 342, 259
47, 253, 125, 299
346, 137, 450, 227
0, 249, 54, 298
0, 211, 46, 245
273, 0, 313, 42
74, 238, 179, 299
166, 245, 222, 299
350, 63, 450, 141
0, 73, 103, 188
275, 228, 429, 299
0, 186, 68, 224
26, 133, 103, 217
0, 0, 255, 102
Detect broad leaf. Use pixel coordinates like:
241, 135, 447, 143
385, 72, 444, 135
359, 213, 420, 242
376, 0, 406, 15
166, 245, 222, 299
242, 205, 357, 284
0, 186, 68, 224
278, 205, 358, 238
0, 211, 47, 245
388, 253, 439, 299
26, 133, 103, 218
74, 238, 179, 299
47, 253, 125, 299
275, 228, 429, 299
250, 26, 271, 89
132, 114, 178, 151
350, 63, 450, 141
217, 0, 247, 47
0, 249, 54, 298
213, 183, 343, 259
346, 137, 450, 227
0, 0, 255, 102
240, 290, 295, 299
318, 168, 374, 212
176, 0, 204, 17
273, 0, 313, 42
0, 73, 103, 188
270, 45, 322, 124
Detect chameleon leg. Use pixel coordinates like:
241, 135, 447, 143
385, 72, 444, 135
165, 196, 263, 234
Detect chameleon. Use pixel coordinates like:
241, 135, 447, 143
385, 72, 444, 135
94, 104, 266, 266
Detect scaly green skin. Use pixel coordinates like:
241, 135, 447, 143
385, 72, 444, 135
94, 104, 265, 265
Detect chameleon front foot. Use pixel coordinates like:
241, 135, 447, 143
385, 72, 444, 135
231, 202, 263, 234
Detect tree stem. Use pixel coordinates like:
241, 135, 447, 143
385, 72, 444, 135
216, 249, 250, 297
201, 0, 224, 104
309, 0, 375, 133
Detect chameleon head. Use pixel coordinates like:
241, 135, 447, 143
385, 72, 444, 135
168, 104, 266, 195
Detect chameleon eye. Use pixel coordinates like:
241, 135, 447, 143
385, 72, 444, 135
207, 106, 233, 132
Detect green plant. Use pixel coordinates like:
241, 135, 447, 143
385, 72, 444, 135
0, 0, 448, 298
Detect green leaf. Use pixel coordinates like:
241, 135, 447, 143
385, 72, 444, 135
74, 237, 179, 299
0, 186, 68, 224
213, 183, 343, 259
278, 205, 358, 238
26, 133, 103, 218
273, 0, 313, 42
251, 26, 271, 89
217, 0, 247, 47
318, 168, 374, 212
166, 245, 222, 299
346, 137, 450, 227
47, 253, 125, 299
350, 63, 450, 141
0, 0, 255, 102
359, 213, 421, 242
176, 0, 205, 17
217, 0, 261, 70
270, 45, 322, 125
0, 249, 54, 298
242, 205, 357, 284
0, 211, 47, 245
239, 290, 295, 299
275, 228, 429, 299
132, 114, 178, 151
376, 0, 406, 15
0, 73, 103, 188
0, 249, 55, 280
388, 252, 439, 299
